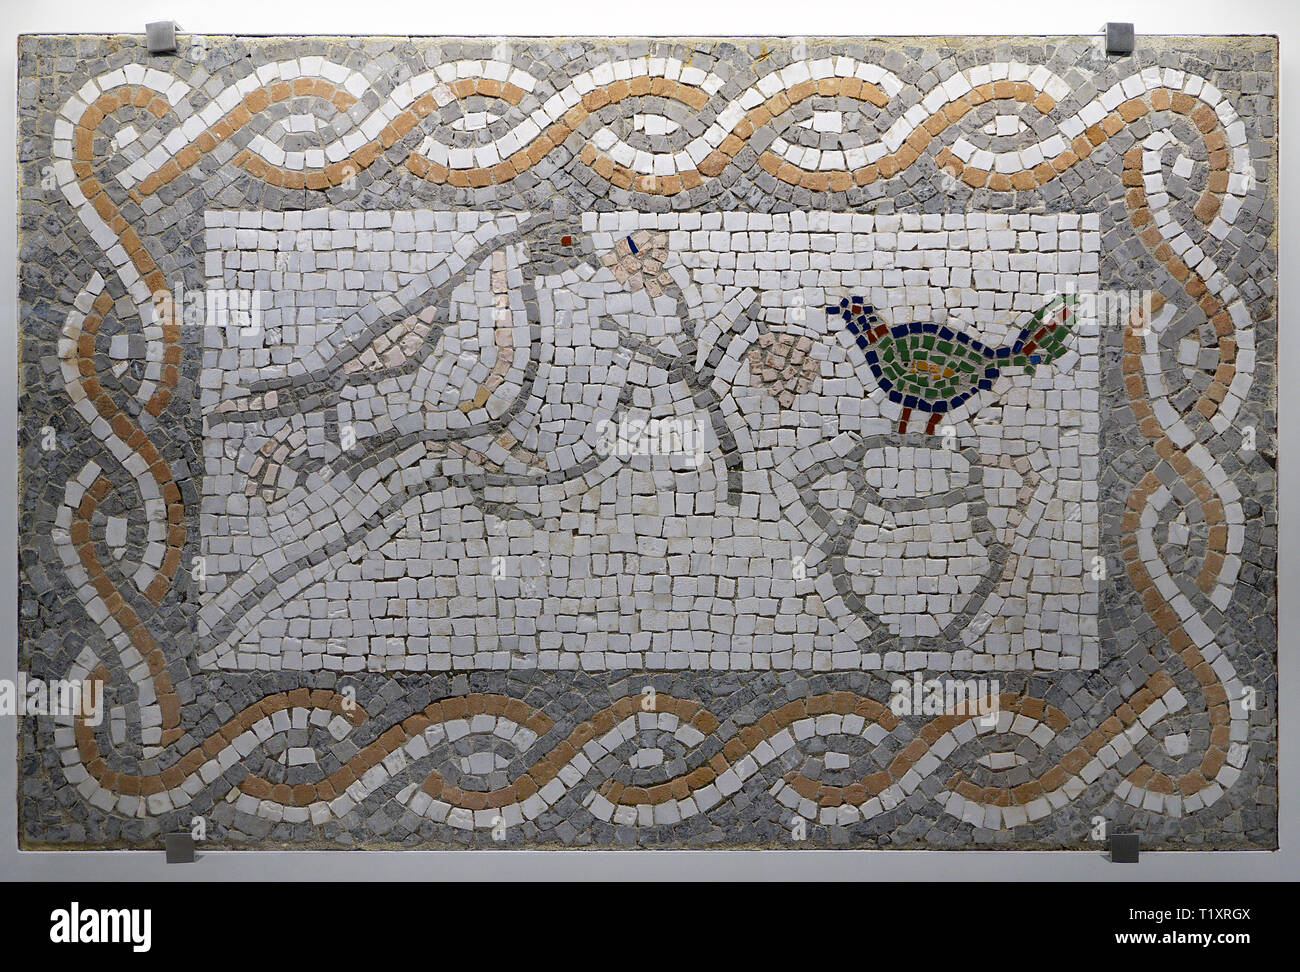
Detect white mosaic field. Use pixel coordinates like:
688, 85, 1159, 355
196, 209, 1100, 673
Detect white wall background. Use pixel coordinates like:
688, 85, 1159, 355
1, 0, 1293, 880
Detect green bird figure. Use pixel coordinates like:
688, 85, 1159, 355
827, 293, 1081, 433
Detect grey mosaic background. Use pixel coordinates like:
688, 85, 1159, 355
16, 34, 1276, 848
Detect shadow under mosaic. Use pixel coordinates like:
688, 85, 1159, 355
16, 33, 1277, 849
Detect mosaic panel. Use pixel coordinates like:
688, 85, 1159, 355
17, 34, 1277, 849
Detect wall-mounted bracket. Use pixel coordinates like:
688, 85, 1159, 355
146, 21, 178, 55
164, 832, 196, 863
1109, 832, 1140, 863
1105, 23, 1135, 56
